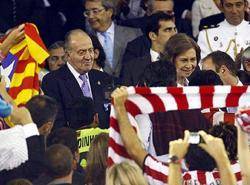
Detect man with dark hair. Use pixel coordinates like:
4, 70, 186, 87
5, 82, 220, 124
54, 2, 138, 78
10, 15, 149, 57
185, 145, 217, 171
34, 127, 84, 185
202, 51, 243, 85
189, 70, 223, 86
25, 95, 58, 136
137, 59, 177, 86
46, 41, 66, 71
121, 12, 176, 86
198, 0, 250, 60
44, 144, 73, 184
121, 0, 193, 64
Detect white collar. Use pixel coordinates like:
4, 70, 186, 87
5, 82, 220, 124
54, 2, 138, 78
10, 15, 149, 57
150, 49, 160, 62
222, 19, 248, 28
237, 78, 243, 86
177, 78, 189, 87
67, 62, 88, 80
98, 22, 115, 35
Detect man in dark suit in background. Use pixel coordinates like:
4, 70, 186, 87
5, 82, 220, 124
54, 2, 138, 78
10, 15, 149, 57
121, 12, 177, 86
42, 29, 112, 129
121, 0, 192, 65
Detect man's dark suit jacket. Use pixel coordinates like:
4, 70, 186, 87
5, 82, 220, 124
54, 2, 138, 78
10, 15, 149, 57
42, 65, 113, 129
122, 35, 151, 64
0, 135, 45, 184
121, 53, 151, 86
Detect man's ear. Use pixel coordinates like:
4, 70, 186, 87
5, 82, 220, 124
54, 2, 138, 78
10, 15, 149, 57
220, 65, 227, 74
148, 32, 157, 41
94, 49, 100, 60
107, 8, 114, 18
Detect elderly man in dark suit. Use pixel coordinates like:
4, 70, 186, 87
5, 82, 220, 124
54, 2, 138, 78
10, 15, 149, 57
42, 29, 113, 129
121, 12, 177, 86
84, 0, 142, 78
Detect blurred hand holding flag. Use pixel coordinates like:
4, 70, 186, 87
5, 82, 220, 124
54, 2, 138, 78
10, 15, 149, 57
0, 23, 49, 106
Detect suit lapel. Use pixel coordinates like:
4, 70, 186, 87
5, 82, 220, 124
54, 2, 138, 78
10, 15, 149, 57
112, 25, 123, 73
62, 65, 83, 99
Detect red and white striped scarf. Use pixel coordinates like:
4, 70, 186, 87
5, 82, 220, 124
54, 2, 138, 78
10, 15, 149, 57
108, 86, 250, 184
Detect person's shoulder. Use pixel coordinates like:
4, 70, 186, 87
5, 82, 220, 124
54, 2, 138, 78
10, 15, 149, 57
199, 13, 224, 31
43, 65, 68, 82
115, 24, 142, 35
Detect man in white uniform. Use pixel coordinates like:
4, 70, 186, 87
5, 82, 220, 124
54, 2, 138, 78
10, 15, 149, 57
198, 0, 250, 60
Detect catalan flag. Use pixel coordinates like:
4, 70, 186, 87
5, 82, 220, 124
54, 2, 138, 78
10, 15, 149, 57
0, 23, 49, 106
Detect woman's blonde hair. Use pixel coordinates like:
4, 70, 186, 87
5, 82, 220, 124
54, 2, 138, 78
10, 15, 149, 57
106, 161, 148, 185
85, 133, 109, 185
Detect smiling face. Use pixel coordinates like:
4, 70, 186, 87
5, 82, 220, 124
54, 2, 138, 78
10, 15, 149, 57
175, 48, 197, 79
84, 0, 113, 32
66, 32, 94, 74
221, 0, 247, 25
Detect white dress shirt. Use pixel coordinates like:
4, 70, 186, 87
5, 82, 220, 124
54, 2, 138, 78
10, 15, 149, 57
150, 49, 160, 62
67, 63, 93, 97
0, 123, 39, 171
97, 22, 115, 51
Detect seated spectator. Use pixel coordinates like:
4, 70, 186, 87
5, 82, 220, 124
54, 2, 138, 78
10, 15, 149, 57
241, 47, 250, 75
85, 133, 109, 185
7, 178, 32, 185
106, 161, 148, 185
163, 33, 200, 86
25, 95, 58, 136
168, 130, 237, 185
46, 41, 66, 71
237, 46, 250, 84
89, 35, 106, 71
44, 144, 73, 185
121, 12, 177, 86
202, 51, 244, 86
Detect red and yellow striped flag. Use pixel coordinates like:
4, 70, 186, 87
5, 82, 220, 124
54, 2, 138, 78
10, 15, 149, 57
2, 23, 49, 106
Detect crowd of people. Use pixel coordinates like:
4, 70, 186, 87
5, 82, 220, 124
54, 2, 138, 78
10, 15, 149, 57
0, 0, 250, 184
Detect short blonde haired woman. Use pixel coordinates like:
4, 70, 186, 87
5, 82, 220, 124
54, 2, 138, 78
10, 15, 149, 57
106, 161, 148, 185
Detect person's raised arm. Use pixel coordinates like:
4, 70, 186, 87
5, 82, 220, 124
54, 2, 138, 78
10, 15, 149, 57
168, 130, 190, 185
198, 131, 236, 185
111, 87, 148, 168
0, 76, 16, 106
0, 24, 25, 57
236, 107, 250, 185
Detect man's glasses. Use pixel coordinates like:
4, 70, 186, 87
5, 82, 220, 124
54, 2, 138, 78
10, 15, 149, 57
83, 8, 105, 17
